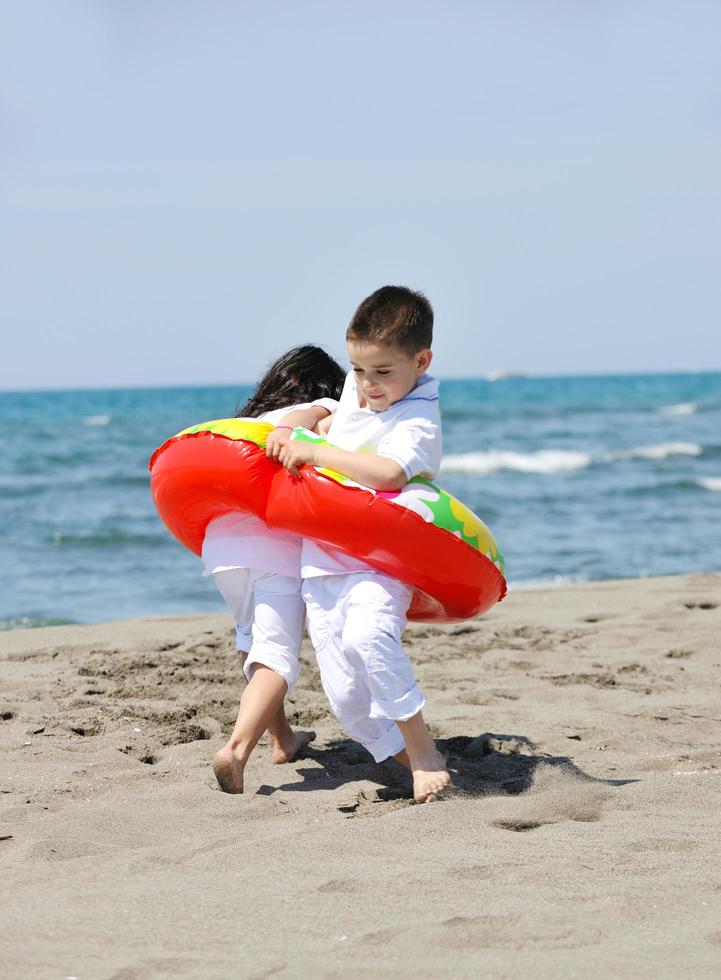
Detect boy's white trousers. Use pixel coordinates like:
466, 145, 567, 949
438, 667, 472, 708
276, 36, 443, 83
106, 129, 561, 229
213, 569, 304, 690
302, 572, 425, 762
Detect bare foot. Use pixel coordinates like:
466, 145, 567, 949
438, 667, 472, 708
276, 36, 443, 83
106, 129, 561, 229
212, 745, 246, 794
410, 747, 452, 803
270, 728, 316, 765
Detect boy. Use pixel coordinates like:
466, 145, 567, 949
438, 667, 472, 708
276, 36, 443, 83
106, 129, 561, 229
278, 285, 451, 803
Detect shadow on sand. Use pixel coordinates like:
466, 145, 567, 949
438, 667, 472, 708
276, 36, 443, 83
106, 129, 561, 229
255, 731, 638, 807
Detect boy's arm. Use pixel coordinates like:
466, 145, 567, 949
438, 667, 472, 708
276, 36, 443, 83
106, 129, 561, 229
266, 406, 334, 460
279, 413, 440, 490
279, 441, 407, 491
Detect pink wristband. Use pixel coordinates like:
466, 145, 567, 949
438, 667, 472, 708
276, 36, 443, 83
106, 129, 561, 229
274, 425, 292, 431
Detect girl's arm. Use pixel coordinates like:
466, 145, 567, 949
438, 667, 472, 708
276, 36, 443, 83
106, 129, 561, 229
266, 405, 333, 460
278, 440, 407, 491
315, 414, 334, 437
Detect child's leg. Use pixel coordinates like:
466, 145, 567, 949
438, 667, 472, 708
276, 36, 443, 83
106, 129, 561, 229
213, 567, 288, 739
394, 711, 451, 802
213, 571, 297, 738
240, 572, 314, 763
212, 571, 314, 793
303, 577, 408, 765
213, 664, 290, 793
340, 573, 451, 803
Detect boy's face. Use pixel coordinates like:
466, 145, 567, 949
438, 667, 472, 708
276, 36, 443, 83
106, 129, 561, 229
347, 340, 432, 413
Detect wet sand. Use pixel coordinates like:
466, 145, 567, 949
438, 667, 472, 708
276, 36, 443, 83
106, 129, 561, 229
1, 573, 720, 978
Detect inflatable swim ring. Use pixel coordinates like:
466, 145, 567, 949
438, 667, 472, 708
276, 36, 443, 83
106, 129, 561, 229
149, 419, 506, 622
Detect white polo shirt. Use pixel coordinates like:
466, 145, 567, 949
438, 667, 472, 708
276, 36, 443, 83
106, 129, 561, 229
202, 399, 337, 578
301, 372, 442, 578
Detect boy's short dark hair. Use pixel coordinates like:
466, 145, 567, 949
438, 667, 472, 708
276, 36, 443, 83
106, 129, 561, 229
346, 285, 433, 354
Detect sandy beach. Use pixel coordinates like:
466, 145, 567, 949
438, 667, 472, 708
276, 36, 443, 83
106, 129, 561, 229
2, 572, 720, 978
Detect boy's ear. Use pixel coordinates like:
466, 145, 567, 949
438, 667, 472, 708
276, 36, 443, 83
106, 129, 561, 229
416, 348, 433, 374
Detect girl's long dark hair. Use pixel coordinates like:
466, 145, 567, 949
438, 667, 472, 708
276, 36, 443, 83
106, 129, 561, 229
237, 345, 346, 418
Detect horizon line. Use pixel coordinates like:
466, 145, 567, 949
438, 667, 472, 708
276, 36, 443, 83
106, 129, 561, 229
1, 366, 719, 396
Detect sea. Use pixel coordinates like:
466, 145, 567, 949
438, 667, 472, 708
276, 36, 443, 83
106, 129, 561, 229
1, 372, 720, 629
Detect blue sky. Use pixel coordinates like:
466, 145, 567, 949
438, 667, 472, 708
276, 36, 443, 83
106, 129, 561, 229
1, 0, 719, 390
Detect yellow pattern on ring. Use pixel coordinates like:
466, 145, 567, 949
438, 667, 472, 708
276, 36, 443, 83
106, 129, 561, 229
175, 418, 273, 446
449, 497, 498, 554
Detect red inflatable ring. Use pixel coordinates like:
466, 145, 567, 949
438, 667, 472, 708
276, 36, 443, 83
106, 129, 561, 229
149, 419, 506, 622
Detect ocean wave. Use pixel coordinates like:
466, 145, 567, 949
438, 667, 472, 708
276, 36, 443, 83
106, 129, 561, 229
602, 442, 702, 462
508, 574, 589, 591
615, 478, 711, 498
49, 530, 167, 548
18, 449, 100, 472
441, 441, 703, 475
0, 615, 77, 631
82, 414, 111, 426
93, 473, 151, 489
1, 471, 145, 495
0, 482, 50, 499
441, 449, 591, 475
658, 402, 697, 416
697, 477, 721, 492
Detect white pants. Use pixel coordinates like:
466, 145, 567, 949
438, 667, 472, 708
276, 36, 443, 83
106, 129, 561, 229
213, 569, 305, 690
302, 572, 425, 763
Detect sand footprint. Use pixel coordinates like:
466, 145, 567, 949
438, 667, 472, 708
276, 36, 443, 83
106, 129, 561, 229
317, 878, 359, 893
337, 787, 413, 818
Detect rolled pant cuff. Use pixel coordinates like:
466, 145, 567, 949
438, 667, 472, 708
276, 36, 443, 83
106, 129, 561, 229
244, 653, 299, 691
361, 725, 406, 763
369, 686, 425, 723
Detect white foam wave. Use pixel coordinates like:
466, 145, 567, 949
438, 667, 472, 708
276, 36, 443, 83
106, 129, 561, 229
441, 449, 591, 475
603, 442, 702, 462
441, 441, 703, 476
658, 402, 697, 416
697, 477, 721, 492
508, 575, 589, 591
82, 414, 111, 426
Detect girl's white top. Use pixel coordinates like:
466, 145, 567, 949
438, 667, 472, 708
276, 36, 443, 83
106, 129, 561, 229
301, 372, 442, 578
201, 400, 337, 578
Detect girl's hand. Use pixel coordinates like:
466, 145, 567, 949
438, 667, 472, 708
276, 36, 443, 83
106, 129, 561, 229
278, 440, 318, 476
266, 427, 292, 460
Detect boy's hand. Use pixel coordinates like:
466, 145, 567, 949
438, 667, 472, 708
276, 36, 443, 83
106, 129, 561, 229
278, 439, 318, 476
266, 427, 292, 460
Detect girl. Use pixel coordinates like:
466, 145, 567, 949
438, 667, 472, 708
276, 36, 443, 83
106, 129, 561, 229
206, 345, 345, 793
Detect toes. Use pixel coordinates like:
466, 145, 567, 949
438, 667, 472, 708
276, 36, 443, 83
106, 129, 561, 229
413, 772, 452, 803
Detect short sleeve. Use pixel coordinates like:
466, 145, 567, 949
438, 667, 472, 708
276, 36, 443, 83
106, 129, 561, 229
310, 397, 339, 415
376, 417, 442, 481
